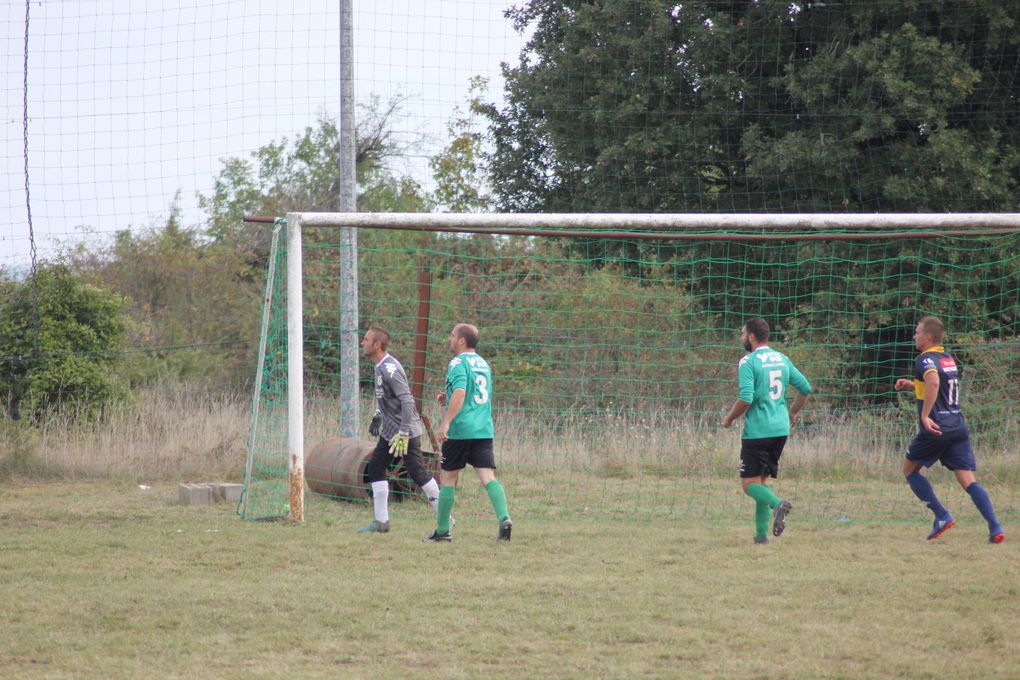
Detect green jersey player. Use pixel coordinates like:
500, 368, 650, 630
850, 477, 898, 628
723, 318, 812, 544
424, 323, 512, 543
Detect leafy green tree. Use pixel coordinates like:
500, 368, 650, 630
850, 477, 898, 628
197, 98, 450, 387
65, 194, 262, 389
0, 265, 127, 419
430, 77, 493, 212
485, 1, 1020, 213
200, 97, 431, 258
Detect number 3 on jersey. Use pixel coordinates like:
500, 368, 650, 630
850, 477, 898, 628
473, 374, 489, 405
768, 370, 784, 400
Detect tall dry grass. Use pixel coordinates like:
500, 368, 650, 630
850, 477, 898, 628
5, 386, 1018, 488
0, 384, 249, 481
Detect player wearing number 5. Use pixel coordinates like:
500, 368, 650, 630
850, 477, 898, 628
722, 318, 812, 544
894, 316, 1004, 543
424, 323, 513, 543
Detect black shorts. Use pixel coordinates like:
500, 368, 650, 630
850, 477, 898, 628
739, 436, 788, 479
366, 435, 430, 486
440, 438, 496, 472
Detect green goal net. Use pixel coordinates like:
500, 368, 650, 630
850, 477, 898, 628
239, 217, 1020, 528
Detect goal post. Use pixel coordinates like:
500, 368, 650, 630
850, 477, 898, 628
238, 212, 1020, 524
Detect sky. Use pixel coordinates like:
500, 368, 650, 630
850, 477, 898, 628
1, 0, 527, 269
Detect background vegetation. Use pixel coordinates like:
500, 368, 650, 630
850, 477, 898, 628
2, 2, 1019, 482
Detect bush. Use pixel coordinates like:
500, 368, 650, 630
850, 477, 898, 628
0, 265, 128, 420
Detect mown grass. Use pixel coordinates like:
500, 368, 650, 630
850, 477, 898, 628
1, 479, 1018, 680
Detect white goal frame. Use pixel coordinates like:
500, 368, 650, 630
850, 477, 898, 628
281, 211, 1020, 522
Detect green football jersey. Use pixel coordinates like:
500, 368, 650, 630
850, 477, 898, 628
445, 351, 494, 439
738, 346, 812, 439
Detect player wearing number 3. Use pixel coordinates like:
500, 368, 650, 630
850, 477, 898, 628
894, 316, 1004, 543
424, 323, 513, 542
723, 318, 812, 544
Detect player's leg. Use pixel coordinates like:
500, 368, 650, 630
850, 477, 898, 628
767, 437, 792, 536
743, 476, 772, 543
470, 440, 512, 540
741, 438, 785, 541
402, 436, 441, 513
948, 441, 1005, 543
903, 439, 954, 539
424, 441, 464, 541
359, 438, 393, 533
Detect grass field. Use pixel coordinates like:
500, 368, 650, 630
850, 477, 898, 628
2, 479, 1018, 679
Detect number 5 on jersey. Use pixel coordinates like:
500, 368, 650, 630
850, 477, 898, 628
768, 369, 784, 400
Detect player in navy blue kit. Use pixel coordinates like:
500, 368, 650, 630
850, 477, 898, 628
894, 316, 1005, 543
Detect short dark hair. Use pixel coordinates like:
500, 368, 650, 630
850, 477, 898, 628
453, 323, 480, 349
743, 318, 770, 343
367, 325, 390, 351
918, 316, 945, 344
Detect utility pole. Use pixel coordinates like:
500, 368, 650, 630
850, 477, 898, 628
338, 0, 359, 437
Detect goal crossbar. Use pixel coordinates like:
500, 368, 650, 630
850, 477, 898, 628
292, 211, 1020, 234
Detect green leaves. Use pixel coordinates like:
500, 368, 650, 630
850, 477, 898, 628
0, 265, 128, 419
486, 0, 1020, 213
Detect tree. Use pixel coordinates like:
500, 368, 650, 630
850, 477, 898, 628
0, 265, 127, 419
484, 1, 1020, 214
198, 98, 453, 388
430, 77, 494, 212
199, 97, 431, 260
64, 193, 262, 389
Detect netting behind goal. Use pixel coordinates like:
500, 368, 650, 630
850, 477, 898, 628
239, 218, 1020, 526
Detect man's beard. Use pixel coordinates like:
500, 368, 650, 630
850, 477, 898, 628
743, 340, 752, 352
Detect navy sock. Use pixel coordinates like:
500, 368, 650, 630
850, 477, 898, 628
965, 482, 1002, 533
906, 472, 949, 519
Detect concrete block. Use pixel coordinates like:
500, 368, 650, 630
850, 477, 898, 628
212, 483, 243, 503
179, 483, 213, 505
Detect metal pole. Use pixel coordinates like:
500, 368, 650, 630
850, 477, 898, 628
286, 213, 305, 523
410, 250, 439, 451
338, 0, 359, 437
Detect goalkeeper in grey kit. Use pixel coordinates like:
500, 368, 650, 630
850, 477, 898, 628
358, 326, 442, 533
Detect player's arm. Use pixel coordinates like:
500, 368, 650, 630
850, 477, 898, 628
787, 363, 812, 427
388, 366, 417, 435
438, 388, 465, 441
893, 378, 914, 391
723, 358, 753, 428
919, 369, 942, 436
438, 360, 468, 441
722, 399, 750, 428
788, 392, 809, 427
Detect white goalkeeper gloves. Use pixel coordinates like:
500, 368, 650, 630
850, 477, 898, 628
388, 432, 409, 458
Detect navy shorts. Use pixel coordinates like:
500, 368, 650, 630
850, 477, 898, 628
739, 436, 787, 479
906, 432, 976, 471
440, 438, 496, 472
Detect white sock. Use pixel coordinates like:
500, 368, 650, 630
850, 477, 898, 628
421, 478, 440, 512
371, 481, 389, 523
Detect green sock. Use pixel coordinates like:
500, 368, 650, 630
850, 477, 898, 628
746, 483, 781, 510
485, 480, 510, 523
437, 486, 455, 534
755, 500, 771, 540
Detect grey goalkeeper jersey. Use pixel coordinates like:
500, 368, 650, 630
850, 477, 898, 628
374, 353, 424, 441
